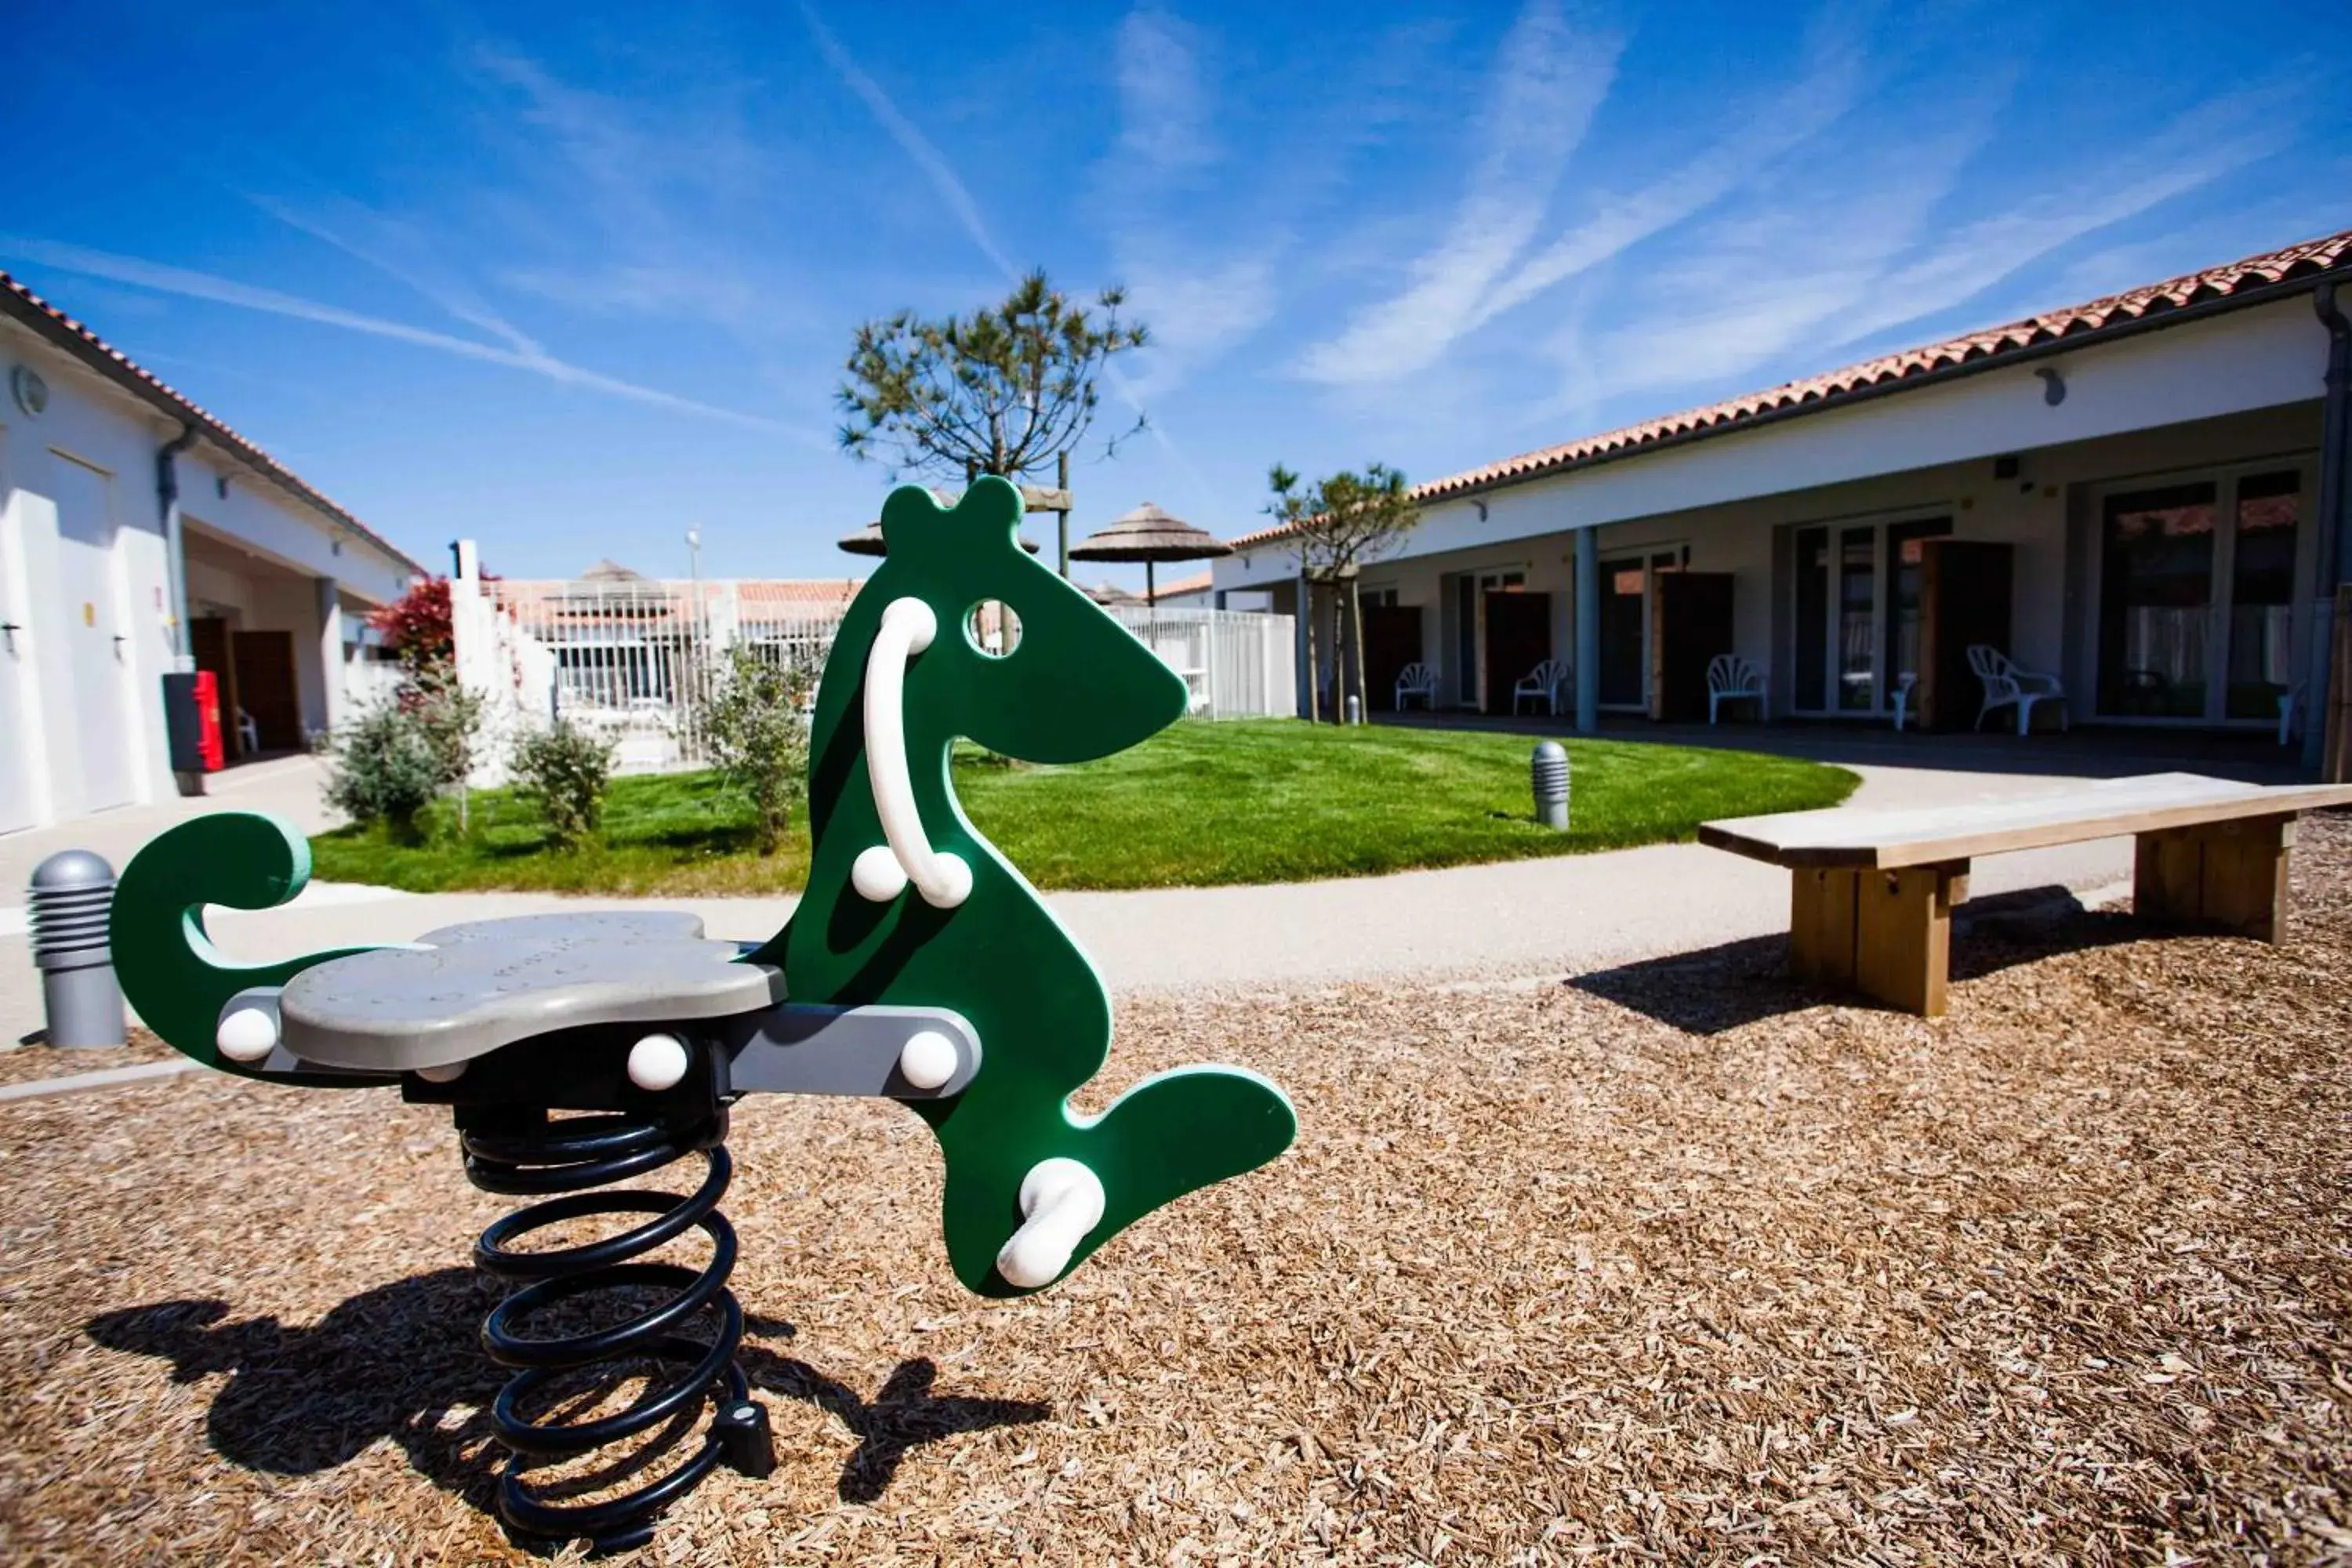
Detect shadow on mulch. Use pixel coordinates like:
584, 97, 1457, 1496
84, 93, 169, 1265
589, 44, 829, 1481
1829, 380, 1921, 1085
1573, 885, 2150, 1033
85, 1269, 1049, 1517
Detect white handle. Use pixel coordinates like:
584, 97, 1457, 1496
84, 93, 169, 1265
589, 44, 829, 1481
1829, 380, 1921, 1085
856, 597, 971, 909
995, 1157, 1105, 1288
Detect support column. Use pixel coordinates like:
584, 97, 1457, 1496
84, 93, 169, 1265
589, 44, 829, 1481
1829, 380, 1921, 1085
1573, 526, 1599, 734
313, 575, 343, 738
2133, 814, 2294, 941
1790, 859, 1969, 1018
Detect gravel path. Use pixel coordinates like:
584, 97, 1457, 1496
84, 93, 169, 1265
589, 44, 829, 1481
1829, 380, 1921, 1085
2, 815, 2347, 1564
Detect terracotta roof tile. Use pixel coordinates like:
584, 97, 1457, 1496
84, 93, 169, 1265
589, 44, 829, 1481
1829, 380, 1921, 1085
0, 268, 424, 573
1227, 226, 2352, 549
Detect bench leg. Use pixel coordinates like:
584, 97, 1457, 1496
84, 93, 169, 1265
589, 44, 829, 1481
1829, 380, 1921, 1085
1790, 861, 1970, 1017
2133, 813, 2294, 942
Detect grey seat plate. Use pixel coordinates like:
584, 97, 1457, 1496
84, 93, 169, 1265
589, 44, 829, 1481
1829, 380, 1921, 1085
278, 912, 784, 1072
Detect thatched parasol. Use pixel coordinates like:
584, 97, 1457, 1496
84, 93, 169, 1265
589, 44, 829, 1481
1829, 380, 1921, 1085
1066, 502, 1232, 605
837, 520, 1041, 558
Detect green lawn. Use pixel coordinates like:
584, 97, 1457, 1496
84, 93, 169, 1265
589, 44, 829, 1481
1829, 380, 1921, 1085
307, 720, 1857, 896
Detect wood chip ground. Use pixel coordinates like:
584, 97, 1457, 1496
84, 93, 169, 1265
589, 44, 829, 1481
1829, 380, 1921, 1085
4, 818, 2351, 1565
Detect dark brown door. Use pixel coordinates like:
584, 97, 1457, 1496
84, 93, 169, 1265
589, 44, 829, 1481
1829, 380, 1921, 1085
1650, 572, 1736, 720
1483, 592, 1552, 712
230, 630, 303, 752
1918, 540, 2013, 730
1363, 604, 1423, 712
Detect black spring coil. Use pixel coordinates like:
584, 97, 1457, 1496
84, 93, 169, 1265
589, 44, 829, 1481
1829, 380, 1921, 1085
463, 1109, 772, 1555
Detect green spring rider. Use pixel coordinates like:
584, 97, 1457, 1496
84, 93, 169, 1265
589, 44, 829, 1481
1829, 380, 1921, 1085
109, 477, 1296, 1555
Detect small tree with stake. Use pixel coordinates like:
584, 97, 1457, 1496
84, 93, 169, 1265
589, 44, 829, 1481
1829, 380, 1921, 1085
837, 271, 1148, 481
838, 272, 1149, 573
1265, 464, 1421, 723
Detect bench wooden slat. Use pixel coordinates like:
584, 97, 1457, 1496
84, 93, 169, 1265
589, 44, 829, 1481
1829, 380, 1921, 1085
1698, 772, 2352, 869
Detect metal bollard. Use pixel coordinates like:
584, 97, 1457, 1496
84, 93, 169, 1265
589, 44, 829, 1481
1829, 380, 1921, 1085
1530, 741, 1570, 831
1345, 694, 1363, 726
28, 850, 126, 1047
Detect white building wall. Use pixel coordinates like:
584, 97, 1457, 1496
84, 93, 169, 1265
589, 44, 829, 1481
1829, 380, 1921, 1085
1217, 298, 2332, 724
1219, 297, 2331, 595
0, 318, 418, 830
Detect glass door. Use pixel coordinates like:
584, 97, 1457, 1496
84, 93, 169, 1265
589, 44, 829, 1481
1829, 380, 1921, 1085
1788, 516, 1949, 716
2226, 471, 2300, 720
1884, 519, 1953, 698
1835, 527, 1876, 711
2095, 468, 2300, 723
1454, 569, 1524, 709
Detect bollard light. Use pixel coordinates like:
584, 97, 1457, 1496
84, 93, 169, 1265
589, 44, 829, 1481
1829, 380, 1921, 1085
1530, 741, 1570, 831
28, 849, 126, 1047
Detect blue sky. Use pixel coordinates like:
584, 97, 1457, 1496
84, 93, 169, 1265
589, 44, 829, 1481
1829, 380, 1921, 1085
5, 1, 2348, 586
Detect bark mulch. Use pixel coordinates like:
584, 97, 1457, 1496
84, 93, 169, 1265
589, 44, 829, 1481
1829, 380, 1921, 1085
2, 817, 2350, 1565
0, 1029, 184, 1090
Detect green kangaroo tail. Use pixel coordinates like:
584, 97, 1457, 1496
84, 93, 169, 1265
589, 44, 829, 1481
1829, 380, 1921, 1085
110, 811, 381, 1085
935, 1063, 1297, 1297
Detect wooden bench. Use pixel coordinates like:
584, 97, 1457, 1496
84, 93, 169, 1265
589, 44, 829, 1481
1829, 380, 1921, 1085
1698, 772, 2352, 1017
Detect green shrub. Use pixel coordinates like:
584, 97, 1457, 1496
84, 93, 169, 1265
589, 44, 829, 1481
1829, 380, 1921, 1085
512, 719, 616, 851
702, 644, 813, 855
322, 704, 441, 840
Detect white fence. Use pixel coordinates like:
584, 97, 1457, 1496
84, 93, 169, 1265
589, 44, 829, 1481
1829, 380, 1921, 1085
1106, 606, 1297, 720
463, 574, 847, 778
448, 558, 1294, 780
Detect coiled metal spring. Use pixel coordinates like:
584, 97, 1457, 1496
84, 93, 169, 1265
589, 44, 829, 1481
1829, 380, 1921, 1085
463, 1108, 773, 1555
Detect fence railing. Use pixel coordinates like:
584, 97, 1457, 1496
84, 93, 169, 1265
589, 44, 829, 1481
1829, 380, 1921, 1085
463, 578, 847, 776
1106, 606, 1297, 720
450, 572, 1296, 779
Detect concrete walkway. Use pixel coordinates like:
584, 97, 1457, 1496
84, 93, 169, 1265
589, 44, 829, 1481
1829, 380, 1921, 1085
0, 760, 2135, 1044
0, 755, 336, 933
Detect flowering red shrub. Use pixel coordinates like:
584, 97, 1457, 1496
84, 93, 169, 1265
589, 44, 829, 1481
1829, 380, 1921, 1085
370, 577, 454, 672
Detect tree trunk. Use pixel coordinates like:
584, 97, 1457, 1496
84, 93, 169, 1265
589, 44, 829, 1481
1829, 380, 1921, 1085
1348, 575, 1367, 725
1329, 588, 1345, 724
1301, 575, 1320, 722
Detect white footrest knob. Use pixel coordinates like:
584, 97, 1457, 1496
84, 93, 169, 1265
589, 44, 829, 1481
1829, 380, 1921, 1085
995, 1157, 1105, 1289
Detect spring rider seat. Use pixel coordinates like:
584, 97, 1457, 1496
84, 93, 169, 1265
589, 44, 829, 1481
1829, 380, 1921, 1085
109, 477, 1297, 1555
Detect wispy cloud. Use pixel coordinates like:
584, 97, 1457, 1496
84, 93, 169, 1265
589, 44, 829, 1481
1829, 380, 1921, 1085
246, 191, 547, 358
1532, 77, 2299, 423
1467, 14, 1868, 339
0, 235, 811, 435
461, 44, 793, 339
1103, 7, 1450, 402
797, 2, 1018, 281
1291, 0, 1625, 387
1102, 6, 1280, 400
1115, 5, 1217, 176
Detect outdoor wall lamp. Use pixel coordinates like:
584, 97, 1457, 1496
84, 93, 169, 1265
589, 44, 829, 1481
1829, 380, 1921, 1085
2034, 366, 2066, 406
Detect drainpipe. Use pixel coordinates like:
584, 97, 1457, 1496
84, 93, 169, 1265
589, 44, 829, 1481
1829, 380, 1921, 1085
157, 423, 198, 674
2305, 281, 2350, 774
156, 423, 205, 797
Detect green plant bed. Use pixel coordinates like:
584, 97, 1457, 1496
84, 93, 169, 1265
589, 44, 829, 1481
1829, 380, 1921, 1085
307, 720, 1857, 896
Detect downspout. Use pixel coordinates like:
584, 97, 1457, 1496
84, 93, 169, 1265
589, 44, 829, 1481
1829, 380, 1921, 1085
2304, 281, 2349, 774
157, 422, 198, 674
156, 422, 201, 796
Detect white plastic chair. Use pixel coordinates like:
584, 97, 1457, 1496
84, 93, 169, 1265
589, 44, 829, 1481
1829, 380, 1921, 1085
1966, 644, 2067, 735
1394, 662, 1439, 711
1512, 658, 1570, 716
1706, 655, 1763, 724
236, 708, 260, 754
1890, 672, 1917, 732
